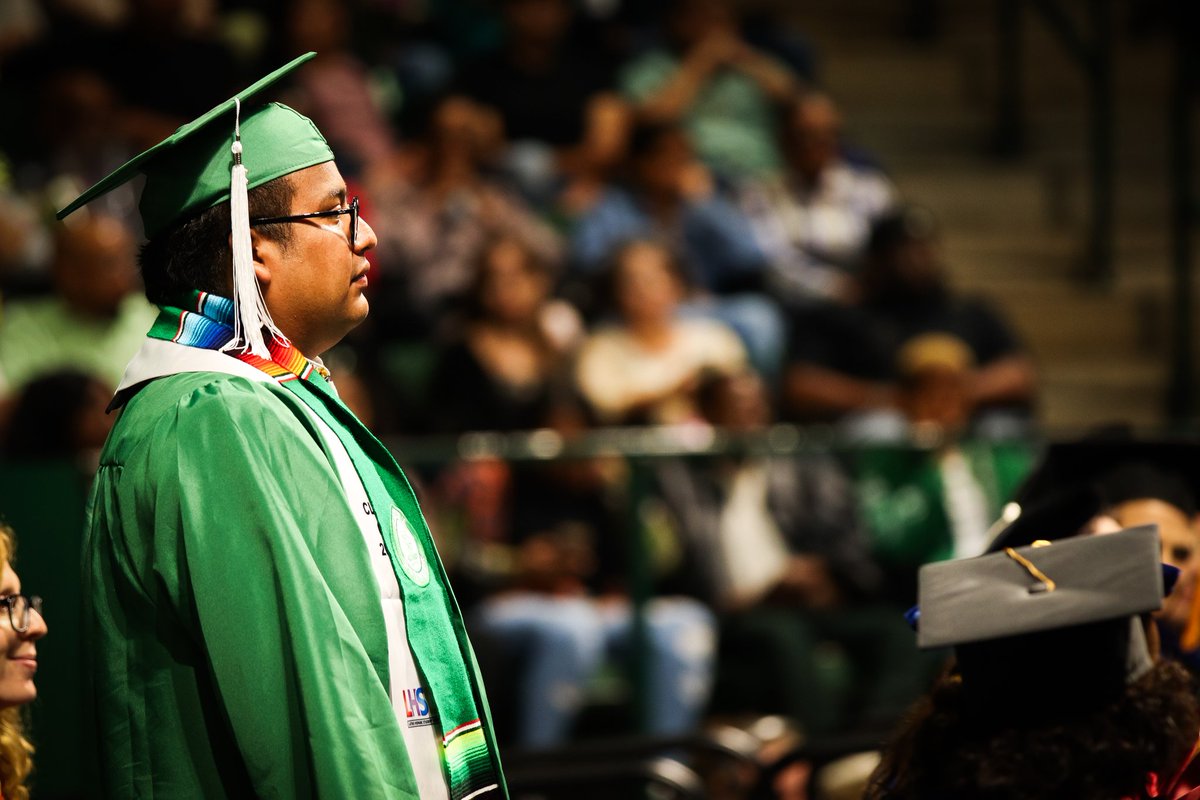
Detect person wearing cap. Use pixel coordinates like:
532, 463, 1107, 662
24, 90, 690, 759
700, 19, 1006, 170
781, 204, 1037, 441
865, 526, 1200, 800
64, 54, 504, 799
998, 434, 1200, 675
851, 332, 1035, 603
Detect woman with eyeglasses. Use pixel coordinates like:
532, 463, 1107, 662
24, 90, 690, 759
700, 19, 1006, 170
0, 524, 46, 800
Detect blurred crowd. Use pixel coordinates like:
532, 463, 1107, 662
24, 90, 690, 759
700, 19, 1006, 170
0, 0, 1066, 795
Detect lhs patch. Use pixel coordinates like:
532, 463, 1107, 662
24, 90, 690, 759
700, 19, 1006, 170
391, 507, 430, 587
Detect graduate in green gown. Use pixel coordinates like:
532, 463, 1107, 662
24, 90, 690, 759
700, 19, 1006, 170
59, 54, 506, 799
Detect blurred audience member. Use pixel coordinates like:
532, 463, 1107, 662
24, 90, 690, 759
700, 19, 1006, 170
619, 0, 800, 180
427, 235, 582, 433
853, 335, 1035, 601
456, 0, 629, 210
10, 65, 137, 218
574, 239, 746, 425
783, 205, 1036, 439
465, 400, 717, 750
568, 122, 782, 375
1101, 462, 1200, 672
0, 0, 44, 60
94, 0, 245, 147
739, 93, 896, 308
570, 121, 764, 292
0, 213, 155, 397
369, 94, 563, 336
0, 524, 47, 800
1004, 436, 1200, 674
282, 0, 400, 180
654, 370, 927, 737
1, 369, 113, 467
0, 156, 49, 288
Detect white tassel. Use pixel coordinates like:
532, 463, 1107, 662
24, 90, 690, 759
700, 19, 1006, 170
223, 98, 285, 358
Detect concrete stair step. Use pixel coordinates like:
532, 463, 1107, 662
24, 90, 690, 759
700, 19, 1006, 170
1037, 358, 1168, 430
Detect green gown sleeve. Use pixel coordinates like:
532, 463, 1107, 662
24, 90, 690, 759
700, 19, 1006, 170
87, 375, 421, 799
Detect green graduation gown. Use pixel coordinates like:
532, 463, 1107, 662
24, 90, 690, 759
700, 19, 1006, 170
84, 339, 497, 798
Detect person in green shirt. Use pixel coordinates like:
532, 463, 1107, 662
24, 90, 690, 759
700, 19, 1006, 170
59, 53, 505, 799
0, 213, 156, 398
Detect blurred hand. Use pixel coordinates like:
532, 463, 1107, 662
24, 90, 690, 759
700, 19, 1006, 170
676, 162, 714, 201
774, 555, 841, 609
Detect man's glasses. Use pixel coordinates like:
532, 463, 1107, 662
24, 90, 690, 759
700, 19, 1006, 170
250, 196, 359, 248
0, 594, 42, 633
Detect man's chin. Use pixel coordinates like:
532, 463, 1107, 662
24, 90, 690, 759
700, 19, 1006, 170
350, 296, 370, 325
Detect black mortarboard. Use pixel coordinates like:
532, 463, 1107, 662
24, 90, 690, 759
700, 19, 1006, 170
919, 524, 1163, 650
918, 526, 1166, 719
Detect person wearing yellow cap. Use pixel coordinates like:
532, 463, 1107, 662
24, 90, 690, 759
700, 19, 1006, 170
62, 53, 505, 799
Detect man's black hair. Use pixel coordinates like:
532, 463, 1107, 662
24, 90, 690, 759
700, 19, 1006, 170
138, 176, 295, 305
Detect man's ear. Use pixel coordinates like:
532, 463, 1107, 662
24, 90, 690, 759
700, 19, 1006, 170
248, 228, 277, 286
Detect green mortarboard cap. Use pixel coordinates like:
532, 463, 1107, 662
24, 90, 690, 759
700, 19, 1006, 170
56, 52, 334, 237
918, 524, 1163, 650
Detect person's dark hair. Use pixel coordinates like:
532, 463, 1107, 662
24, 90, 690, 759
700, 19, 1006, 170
2, 369, 106, 459
138, 176, 295, 305
1096, 462, 1197, 518
463, 234, 552, 322
597, 237, 690, 314
626, 120, 685, 163
866, 204, 939, 261
865, 658, 1200, 800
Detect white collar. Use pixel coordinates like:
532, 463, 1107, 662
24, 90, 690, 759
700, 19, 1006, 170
110, 337, 273, 410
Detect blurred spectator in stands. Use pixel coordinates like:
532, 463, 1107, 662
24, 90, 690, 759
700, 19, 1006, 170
1005, 436, 1200, 674
426, 235, 583, 433
0, 60, 137, 263
853, 334, 1035, 603
1100, 463, 1200, 673
0, 154, 50, 291
455, 0, 630, 212
368, 93, 563, 338
94, 0, 245, 148
571, 121, 763, 292
739, 92, 897, 309
1, 369, 113, 470
568, 122, 783, 376
0, 0, 44, 60
0, 214, 154, 398
619, 0, 801, 181
783, 205, 1036, 440
574, 239, 746, 425
464, 398, 717, 749
281, 0, 400, 181
653, 370, 927, 738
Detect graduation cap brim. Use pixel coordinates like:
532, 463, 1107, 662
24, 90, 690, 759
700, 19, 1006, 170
56, 51, 332, 236
918, 524, 1163, 649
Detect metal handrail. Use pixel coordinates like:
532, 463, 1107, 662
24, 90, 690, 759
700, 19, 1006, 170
992, 0, 1114, 286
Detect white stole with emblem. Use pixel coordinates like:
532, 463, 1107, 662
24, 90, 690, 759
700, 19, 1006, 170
301, 404, 450, 800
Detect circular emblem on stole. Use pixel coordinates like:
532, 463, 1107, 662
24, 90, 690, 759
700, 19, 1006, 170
391, 506, 430, 587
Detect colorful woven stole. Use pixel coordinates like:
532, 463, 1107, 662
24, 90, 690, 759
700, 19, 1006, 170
149, 291, 506, 800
